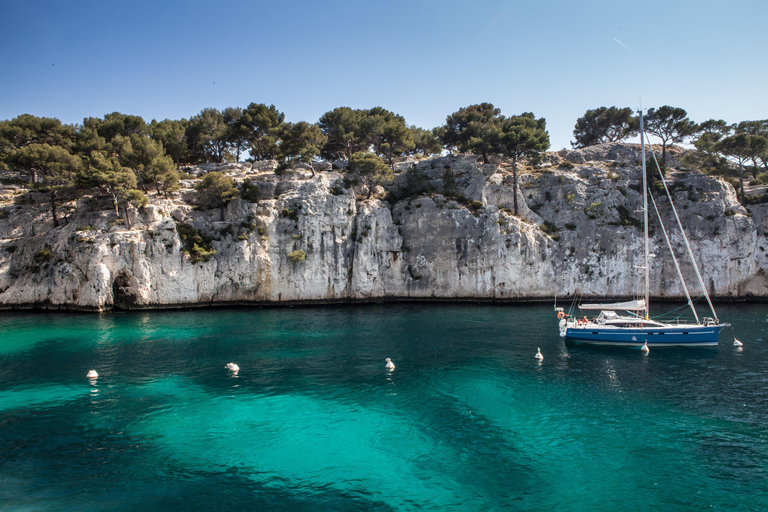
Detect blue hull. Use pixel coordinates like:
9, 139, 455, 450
564, 324, 722, 347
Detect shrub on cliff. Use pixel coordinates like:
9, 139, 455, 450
176, 223, 216, 263
241, 181, 260, 203
386, 167, 434, 204
288, 250, 306, 262
34, 248, 55, 263
194, 171, 239, 208
347, 152, 392, 198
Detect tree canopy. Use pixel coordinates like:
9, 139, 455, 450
347, 151, 393, 198
440, 103, 502, 163
150, 118, 190, 165
499, 112, 550, 215
409, 126, 442, 156
187, 108, 229, 164
0, 114, 75, 162
691, 119, 731, 172
572, 106, 638, 148
734, 120, 768, 173
719, 133, 753, 201
278, 121, 327, 174
195, 171, 240, 208
8, 99, 768, 220
242, 103, 285, 160
77, 151, 138, 218
318, 107, 368, 161
361, 107, 414, 164
6, 143, 81, 226
95, 112, 148, 141
644, 106, 697, 167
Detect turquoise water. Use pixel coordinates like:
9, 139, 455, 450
1, 303, 767, 511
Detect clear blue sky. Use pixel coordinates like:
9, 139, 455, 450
2, 0, 766, 151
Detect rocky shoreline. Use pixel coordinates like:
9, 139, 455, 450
1, 143, 766, 312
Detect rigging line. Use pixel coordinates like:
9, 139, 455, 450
655, 304, 691, 319
655, 297, 708, 322
568, 292, 580, 317
643, 134, 720, 323
649, 190, 700, 323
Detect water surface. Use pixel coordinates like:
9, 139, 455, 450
1, 303, 766, 511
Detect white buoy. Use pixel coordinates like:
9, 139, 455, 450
641, 342, 649, 353
535, 348, 543, 360
226, 363, 240, 372
86, 370, 98, 379
385, 358, 395, 370
734, 339, 743, 347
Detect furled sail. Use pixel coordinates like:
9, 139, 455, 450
578, 300, 646, 311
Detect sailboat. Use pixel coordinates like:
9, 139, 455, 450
555, 110, 726, 347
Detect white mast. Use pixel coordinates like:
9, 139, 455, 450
639, 110, 650, 319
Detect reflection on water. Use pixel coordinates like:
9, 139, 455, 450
0, 303, 767, 511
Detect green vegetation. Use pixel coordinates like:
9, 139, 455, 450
499, 113, 550, 215
34, 248, 55, 263
195, 171, 239, 208
644, 106, 697, 168
691, 119, 731, 173
539, 221, 560, 240
439, 104, 550, 215
442, 169, 457, 195
566, 105, 768, 209
347, 152, 392, 198
410, 126, 443, 156
278, 121, 326, 174
176, 223, 216, 263
615, 205, 641, 229
387, 167, 433, 204
719, 132, 767, 203
5, 143, 81, 227
3, 99, 768, 241
584, 202, 602, 219
288, 250, 306, 262
281, 208, 299, 221
319, 107, 425, 164
440, 103, 502, 164
572, 106, 638, 148
239, 217, 257, 233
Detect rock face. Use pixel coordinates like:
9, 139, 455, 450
0, 145, 766, 311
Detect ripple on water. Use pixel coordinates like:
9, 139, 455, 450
1, 304, 768, 510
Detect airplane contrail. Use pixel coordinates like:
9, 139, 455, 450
613, 38, 635, 54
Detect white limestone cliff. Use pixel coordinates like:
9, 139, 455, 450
0, 144, 766, 311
